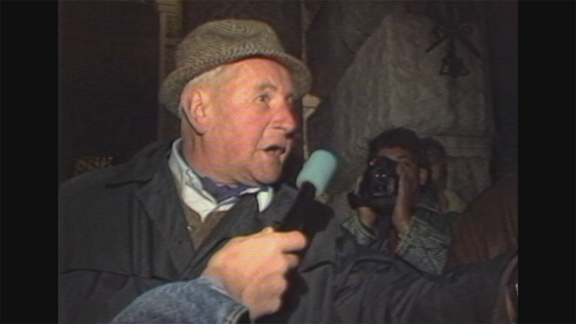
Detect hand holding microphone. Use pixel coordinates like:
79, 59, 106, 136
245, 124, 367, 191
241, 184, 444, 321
203, 227, 307, 318
205, 150, 337, 318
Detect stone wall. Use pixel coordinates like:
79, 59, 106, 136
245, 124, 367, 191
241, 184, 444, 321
307, 2, 494, 202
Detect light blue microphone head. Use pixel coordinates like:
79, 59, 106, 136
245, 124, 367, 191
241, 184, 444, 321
296, 150, 338, 197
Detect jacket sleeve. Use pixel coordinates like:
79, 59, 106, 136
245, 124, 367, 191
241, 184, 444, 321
341, 214, 382, 247
396, 209, 460, 274
111, 276, 249, 324
340, 206, 460, 274
333, 250, 516, 324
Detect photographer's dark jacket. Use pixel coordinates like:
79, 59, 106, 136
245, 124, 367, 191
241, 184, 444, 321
59, 140, 514, 324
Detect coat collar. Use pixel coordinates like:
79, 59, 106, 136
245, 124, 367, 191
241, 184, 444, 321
105, 140, 176, 186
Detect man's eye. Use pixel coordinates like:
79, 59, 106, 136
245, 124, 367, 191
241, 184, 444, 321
257, 93, 270, 103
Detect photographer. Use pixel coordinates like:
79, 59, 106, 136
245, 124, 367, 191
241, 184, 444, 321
343, 128, 460, 274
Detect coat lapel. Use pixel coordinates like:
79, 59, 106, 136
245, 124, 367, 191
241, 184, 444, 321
135, 162, 195, 281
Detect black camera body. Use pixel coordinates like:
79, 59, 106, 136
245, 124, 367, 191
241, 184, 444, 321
359, 156, 399, 199
348, 156, 399, 213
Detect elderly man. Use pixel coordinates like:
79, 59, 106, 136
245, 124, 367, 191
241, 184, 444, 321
59, 19, 312, 323
59, 19, 515, 324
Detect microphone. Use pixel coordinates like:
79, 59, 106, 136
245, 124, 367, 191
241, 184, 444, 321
296, 150, 338, 199
276, 150, 338, 234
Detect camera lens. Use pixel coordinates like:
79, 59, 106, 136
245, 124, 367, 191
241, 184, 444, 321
370, 162, 398, 197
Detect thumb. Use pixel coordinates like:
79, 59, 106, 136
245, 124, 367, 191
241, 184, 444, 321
260, 227, 275, 235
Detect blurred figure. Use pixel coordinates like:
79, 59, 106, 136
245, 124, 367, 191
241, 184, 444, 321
421, 137, 468, 213
445, 173, 518, 324
446, 172, 518, 267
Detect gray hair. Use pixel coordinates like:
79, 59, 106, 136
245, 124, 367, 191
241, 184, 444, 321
178, 64, 232, 118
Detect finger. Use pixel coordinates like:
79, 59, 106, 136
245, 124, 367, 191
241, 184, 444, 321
260, 226, 275, 235
398, 162, 418, 178
284, 253, 301, 269
273, 231, 308, 252
354, 175, 364, 193
264, 277, 288, 295
263, 297, 282, 315
240, 226, 274, 240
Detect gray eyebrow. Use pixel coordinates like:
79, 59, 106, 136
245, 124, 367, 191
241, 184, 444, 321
255, 81, 295, 100
255, 81, 278, 92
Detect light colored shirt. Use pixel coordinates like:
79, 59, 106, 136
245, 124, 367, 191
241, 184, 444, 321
168, 139, 274, 222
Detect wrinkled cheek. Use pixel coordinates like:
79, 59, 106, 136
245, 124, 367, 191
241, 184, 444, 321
257, 156, 284, 182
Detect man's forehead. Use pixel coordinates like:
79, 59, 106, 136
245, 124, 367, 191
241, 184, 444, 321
377, 146, 414, 157
230, 59, 294, 92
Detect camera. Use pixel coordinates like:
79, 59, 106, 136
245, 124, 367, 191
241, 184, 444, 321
348, 156, 399, 212
359, 156, 399, 199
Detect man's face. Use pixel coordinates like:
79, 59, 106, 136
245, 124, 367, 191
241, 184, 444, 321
202, 57, 297, 186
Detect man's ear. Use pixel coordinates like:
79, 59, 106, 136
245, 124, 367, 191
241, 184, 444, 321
181, 89, 210, 134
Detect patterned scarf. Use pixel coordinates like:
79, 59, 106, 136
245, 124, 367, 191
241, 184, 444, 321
198, 175, 256, 202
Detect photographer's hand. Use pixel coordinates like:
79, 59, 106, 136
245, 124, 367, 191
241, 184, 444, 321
392, 156, 421, 235
351, 175, 380, 228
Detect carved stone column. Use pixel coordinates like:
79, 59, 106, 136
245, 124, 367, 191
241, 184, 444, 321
156, 0, 183, 140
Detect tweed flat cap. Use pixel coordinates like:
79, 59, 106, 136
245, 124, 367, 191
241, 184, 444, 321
159, 19, 312, 116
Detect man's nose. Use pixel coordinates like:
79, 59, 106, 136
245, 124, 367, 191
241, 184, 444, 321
273, 101, 298, 135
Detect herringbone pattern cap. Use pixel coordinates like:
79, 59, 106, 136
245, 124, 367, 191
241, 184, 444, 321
159, 19, 312, 116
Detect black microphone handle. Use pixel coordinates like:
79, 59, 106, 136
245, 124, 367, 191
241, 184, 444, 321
275, 181, 317, 232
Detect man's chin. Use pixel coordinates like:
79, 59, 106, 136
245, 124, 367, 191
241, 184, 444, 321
248, 160, 285, 185
251, 169, 283, 186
